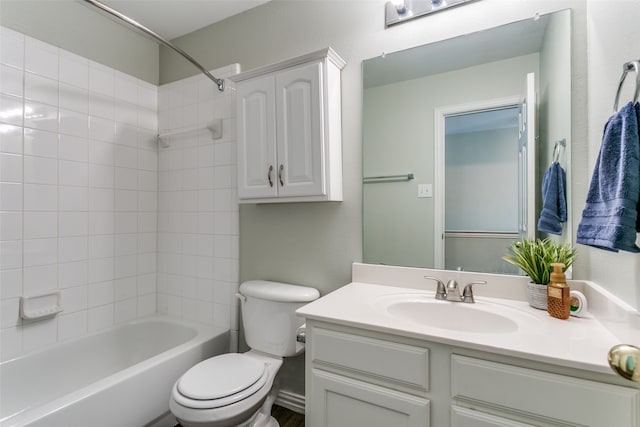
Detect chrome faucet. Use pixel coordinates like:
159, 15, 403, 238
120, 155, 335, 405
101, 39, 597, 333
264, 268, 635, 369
424, 276, 486, 303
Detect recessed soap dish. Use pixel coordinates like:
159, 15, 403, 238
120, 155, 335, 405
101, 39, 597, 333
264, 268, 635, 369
20, 291, 63, 320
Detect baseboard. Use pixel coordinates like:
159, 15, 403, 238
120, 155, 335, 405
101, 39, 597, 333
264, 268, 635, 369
275, 389, 305, 414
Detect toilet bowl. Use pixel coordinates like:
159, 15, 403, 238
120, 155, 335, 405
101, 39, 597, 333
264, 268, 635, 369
169, 351, 283, 427
169, 280, 319, 427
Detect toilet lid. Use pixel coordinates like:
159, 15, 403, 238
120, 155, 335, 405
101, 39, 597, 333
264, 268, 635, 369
177, 353, 267, 401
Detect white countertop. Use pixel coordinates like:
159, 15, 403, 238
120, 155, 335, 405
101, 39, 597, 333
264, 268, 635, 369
297, 281, 623, 375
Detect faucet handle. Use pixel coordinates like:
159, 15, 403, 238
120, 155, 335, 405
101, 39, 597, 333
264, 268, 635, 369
424, 276, 447, 300
462, 280, 487, 303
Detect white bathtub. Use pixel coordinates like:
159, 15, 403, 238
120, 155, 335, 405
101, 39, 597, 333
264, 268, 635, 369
0, 315, 229, 427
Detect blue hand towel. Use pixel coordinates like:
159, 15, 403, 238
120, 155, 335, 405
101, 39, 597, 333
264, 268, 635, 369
577, 102, 640, 252
538, 162, 567, 235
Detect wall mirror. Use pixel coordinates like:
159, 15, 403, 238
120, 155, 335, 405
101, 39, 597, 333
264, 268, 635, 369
362, 9, 572, 274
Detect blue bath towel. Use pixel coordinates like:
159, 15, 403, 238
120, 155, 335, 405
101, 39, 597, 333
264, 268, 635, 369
538, 162, 567, 235
577, 102, 640, 252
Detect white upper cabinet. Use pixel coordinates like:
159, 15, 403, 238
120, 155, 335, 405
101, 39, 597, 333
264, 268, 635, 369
233, 48, 345, 203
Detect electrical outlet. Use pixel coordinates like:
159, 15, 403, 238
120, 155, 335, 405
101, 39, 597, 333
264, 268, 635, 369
418, 184, 433, 198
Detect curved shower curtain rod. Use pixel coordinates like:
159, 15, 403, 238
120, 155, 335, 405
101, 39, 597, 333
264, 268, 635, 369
82, 0, 225, 92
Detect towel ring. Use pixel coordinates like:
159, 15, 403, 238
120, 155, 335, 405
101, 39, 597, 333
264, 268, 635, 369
613, 60, 640, 112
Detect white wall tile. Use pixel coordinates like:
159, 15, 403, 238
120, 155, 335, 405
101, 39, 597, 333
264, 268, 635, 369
58, 186, 88, 211
59, 83, 89, 113
89, 116, 116, 143
0, 326, 22, 362
89, 62, 114, 97
88, 257, 114, 283
0, 27, 24, 69
25, 72, 58, 106
24, 128, 57, 158
115, 276, 137, 301
59, 50, 89, 89
88, 280, 114, 307
1, 298, 20, 328
89, 92, 115, 120
58, 236, 88, 263
23, 237, 57, 267
58, 260, 88, 288
115, 298, 137, 323
89, 187, 114, 211
23, 264, 57, 294
24, 155, 57, 185
1, 64, 23, 97
0, 153, 22, 182
23, 211, 57, 239
0, 95, 23, 129
89, 211, 114, 235
0, 268, 22, 299
137, 293, 156, 316
0, 124, 23, 154
59, 160, 88, 187
59, 109, 88, 138
115, 167, 137, 190
89, 164, 114, 188
89, 235, 114, 259
59, 135, 88, 162
24, 100, 58, 132
22, 317, 57, 353
58, 310, 87, 341
25, 37, 58, 79
88, 303, 113, 332
60, 285, 87, 313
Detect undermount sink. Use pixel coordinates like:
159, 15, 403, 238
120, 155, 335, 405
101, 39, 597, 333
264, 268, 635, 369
374, 293, 528, 334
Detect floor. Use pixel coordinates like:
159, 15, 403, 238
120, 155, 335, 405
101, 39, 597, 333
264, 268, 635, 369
271, 405, 305, 427
174, 405, 305, 427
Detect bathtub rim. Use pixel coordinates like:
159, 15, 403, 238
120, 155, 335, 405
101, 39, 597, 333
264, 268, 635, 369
1, 314, 229, 427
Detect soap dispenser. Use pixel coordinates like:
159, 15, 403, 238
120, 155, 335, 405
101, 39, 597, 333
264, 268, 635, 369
547, 262, 570, 320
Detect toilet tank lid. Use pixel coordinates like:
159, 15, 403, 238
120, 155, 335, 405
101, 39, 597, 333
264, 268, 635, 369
240, 280, 320, 302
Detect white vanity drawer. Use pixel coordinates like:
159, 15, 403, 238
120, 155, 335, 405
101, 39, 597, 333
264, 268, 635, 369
451, 355, 640, 427
311, 327, 429, 391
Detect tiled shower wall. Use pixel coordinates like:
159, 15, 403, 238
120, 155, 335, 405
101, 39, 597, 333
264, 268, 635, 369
156, 65, 240, 350
0, 26, 240, 361
0, 26, 159, 361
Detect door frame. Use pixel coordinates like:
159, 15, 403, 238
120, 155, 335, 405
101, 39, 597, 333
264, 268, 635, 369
433, 95, 522, 269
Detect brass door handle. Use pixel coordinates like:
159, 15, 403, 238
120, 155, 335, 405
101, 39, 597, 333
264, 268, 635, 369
608, 344, 640, 382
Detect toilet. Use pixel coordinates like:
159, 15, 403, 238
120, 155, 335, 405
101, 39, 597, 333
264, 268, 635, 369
169, 280, 320, 427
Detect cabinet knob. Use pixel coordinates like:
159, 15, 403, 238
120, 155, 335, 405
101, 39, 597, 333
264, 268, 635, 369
267, 165, 274, 187
608, 344, 640, 382
279, 164, 285, 186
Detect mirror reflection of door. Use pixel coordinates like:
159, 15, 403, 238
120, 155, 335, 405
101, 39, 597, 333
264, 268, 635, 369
443, 107, 521, 274
437, 73, 536, 274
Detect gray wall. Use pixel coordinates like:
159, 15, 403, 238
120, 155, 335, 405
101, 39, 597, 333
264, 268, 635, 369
0, 0, 159, 84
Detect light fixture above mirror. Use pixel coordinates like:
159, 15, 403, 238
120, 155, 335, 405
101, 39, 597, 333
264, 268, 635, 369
385, 0, 479, 27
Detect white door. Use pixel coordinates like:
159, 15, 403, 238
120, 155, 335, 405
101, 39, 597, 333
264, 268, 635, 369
275, 62, 325, 197
236, 75, 277, 199
518, 72, 536, 240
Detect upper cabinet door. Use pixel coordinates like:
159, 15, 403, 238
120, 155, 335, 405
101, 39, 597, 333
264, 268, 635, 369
236, 75, 278, 199
275, 62, 325, 198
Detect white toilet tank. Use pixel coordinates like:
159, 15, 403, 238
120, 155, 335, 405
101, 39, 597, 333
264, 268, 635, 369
239, 280, 319, 357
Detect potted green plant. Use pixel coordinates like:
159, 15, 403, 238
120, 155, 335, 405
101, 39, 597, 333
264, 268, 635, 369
503, 238, 577, 309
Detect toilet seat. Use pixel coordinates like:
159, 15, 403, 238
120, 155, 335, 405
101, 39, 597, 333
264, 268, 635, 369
173, 353, 269, 410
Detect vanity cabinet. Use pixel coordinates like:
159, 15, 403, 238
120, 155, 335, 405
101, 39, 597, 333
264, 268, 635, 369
233, 48, 345, 203
304, 321, 640, 427
306, 325, 431, 427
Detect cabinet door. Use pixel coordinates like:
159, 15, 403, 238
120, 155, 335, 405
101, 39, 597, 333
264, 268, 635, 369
309, 369, 430, 427
275, 62, 325, 197
451, 406, 537, 427
236, 75, 277, 199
